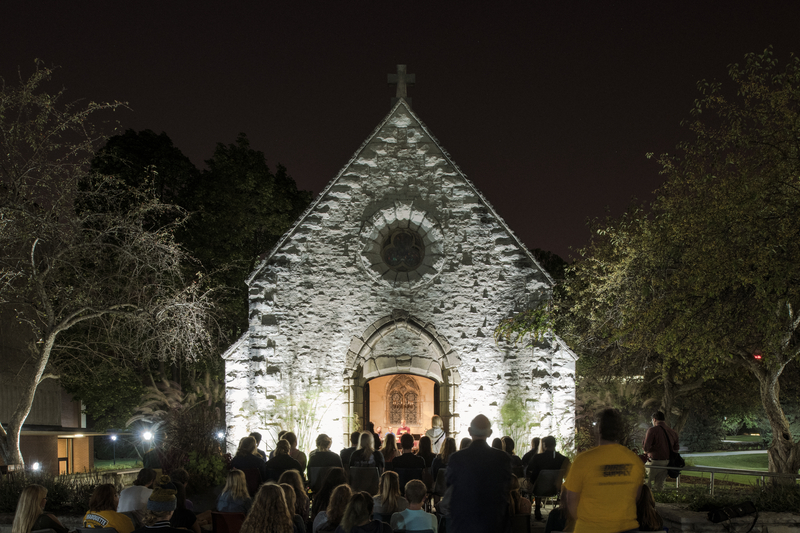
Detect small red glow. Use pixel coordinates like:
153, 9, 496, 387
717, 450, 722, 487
753, 354, 762, 360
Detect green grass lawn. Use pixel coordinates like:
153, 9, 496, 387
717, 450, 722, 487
93, 458, 142, 471
724, 435, 762, 442
678, 452, 769, 486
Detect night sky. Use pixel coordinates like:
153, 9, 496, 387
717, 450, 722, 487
3, 2, 799, 260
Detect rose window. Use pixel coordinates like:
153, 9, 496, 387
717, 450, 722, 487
381, 229, 425, 272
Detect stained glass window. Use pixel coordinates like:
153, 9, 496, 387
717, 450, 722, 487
381, 229, 425, 272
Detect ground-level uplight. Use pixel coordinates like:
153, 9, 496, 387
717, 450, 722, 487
32, 462, 41, 471
110, 435, 117, 465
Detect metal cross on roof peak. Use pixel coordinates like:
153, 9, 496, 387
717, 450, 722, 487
388, 64, 415, 107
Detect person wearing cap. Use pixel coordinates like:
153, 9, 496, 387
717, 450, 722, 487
445, 414, 512, 533
132, 477, 183, 533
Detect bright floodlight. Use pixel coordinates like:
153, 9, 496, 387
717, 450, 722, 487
143, 431, 153, 441
110, 435, 117, 441
216, 431, 224, 439
32, 462, 41, 471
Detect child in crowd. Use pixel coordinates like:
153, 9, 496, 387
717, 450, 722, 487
389, 480, 437, 533
83, 484, 135, 533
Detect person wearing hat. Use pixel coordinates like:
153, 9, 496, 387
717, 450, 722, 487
132, 476, 183, 533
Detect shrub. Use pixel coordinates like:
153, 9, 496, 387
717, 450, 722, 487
654, 483, 800, 513
0, 471, 103, 513
681, 411, 725, 452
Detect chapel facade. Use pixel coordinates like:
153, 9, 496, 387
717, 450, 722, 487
223, 87, 576, 452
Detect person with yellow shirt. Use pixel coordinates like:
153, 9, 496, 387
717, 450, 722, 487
83, 484, 135, 533
564, 409, 645, 533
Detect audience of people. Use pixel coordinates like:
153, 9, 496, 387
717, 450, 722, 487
339, 432, 361, 468
10, 418, 668, 533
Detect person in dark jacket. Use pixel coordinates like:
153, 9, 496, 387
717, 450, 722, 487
230, 436, 268, 482
309, 434, 344, 469
265, 439, 304, 482
527, 435, 570, 521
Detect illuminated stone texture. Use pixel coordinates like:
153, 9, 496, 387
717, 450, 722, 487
223, 100, 576, 452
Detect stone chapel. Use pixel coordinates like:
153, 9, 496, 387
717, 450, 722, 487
223, 68, 576, 452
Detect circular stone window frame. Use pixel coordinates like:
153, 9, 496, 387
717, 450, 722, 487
359, 203, 445, 289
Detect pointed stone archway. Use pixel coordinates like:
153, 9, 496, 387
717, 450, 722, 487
343, 309, 462, 439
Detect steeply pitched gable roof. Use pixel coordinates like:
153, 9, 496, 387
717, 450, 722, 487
248, 99, 554, 286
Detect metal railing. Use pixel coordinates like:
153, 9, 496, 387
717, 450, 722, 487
646, 463, 800, 496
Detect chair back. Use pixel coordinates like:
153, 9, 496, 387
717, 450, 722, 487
308, 466, 337, 494
348, 466, 380, 495
372, 512, 393, 523
211, 511, 246, 533
532, 469, 562, 497
510, 513, 531, 533
241, 467, 261, 497
393, 467, 423, 495
432, 468, 447, 497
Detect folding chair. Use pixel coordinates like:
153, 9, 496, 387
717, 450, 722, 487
211, 511, 246, 533
348, 466, 380, 495
531, 469, 562, 511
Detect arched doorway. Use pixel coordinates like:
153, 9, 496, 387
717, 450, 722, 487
343, 310, 461, 440
364, 374, 439, 437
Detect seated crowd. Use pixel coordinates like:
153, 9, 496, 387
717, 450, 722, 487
12, 416, 664, 533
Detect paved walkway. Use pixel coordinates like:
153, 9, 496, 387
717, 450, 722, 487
682, 450, 766, 457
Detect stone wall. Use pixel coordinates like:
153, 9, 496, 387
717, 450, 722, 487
224, 101, 576, 452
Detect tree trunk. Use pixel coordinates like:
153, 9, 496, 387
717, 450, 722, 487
4, 336, 56, 469
753, 359, 800, 480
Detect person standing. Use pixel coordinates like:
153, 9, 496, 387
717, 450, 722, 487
425, 415, 447, 453
563, 408, 644, 533
642, 410, 679, 491
445, 414, 512, 533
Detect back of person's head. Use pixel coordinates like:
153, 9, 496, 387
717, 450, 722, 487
237, 436, 258, 456
404, 480, 426, 505
417, 435, 432, 456
89, 483, 118, 511
441, 437, 457, 463
326, 484, 353, 526
357, 432, 374, 453
274, 439, 291, 456
283, 432, 297, 448
222, 469, 250, 501
459, 437, 472, 450
316, 433, 332, 451
652, 411, 665, 422
366, 422, 375, 432
382, 432, 397, 452
598, 408, 625, 443
341, 492, 374, 533
491, 437, 504, 450
277, 470, 305, 503
143, 484, 177, 525
240, 483, 292, 533
501, 436, 515, 454
378, 471, 401, 513
278, 483, 296, 515
542, 436, 557, 450
169, 468, 189, 486
12, 484, 46, 533
531, 437, 541, 453
249, 432, 262, 445
172, 479, 188, 511
431, 415, 443, 429
400, 433, 414, 450
350, 431, 360, 446
277, 430, 288, 441
637, 485, 663, 531
134, 467, 157, 487
468, 414, 492, 439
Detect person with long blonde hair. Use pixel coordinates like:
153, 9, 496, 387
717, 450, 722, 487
636, 484, 664, 531
372, 471, 407, 517
313, 483, 352, 533
239, 483, 293, 533
508, 476, 531, 515
217, 469, 253, 513
12, 485, 67, 533
278, 484, 305, 533
348, 432, 384, 473
379, 433, 398, 464
83, 484, 135, 533
337, 491, 391, 533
